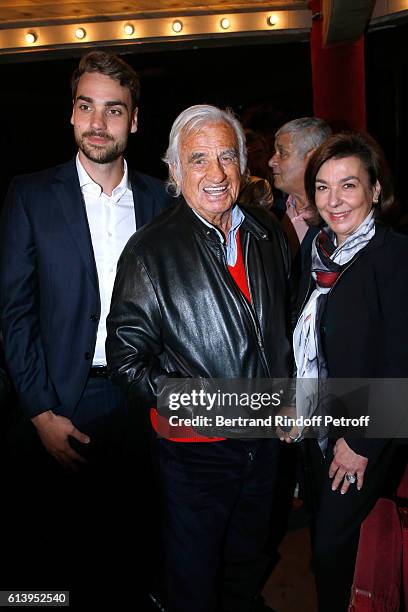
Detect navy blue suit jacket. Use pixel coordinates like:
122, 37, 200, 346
0, 158, 171, 420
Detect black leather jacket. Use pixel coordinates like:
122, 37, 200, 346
106, 199, 294, 406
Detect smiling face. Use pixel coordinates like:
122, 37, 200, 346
174, 121, 241, 227
315, 156, 381, 244
71, 71, 137, 165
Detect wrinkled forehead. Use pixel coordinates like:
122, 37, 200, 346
180, 121, 238, 153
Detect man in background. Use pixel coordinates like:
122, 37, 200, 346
269, 117, 331, 271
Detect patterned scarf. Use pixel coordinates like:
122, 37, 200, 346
294, 210, 375, 380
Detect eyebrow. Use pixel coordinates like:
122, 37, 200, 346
76, 95, 128, 109
221, 148, 238, 157
315, 175, 360, 183
188, 152, 206, 162
188, 148, 238, 162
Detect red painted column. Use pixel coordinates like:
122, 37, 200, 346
308, 0, 366, 131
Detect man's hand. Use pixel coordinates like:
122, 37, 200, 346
32, 410, 90, 470
329, 437, 368, 494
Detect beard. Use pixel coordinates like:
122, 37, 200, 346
76, 130, 127, 164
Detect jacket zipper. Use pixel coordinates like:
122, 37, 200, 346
211, 228, 271, 377
241, 233, 272, 378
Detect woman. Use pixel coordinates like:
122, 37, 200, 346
292, 132, 408, 611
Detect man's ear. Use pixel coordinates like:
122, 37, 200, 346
130, 107, 138, 134
170, 163, 181, 189
304, 147, 316, 163
70, 102, 75, 126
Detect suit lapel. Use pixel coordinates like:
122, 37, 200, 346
53, 159, 99, 292
129, 169, 148, 229
362, 224, 388, 252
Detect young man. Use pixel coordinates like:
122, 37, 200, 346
0, 51, 170, 607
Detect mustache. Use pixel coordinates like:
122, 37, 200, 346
82, 130, 114, 141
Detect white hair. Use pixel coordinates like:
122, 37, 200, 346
276, 117, 332, 158
163, 104, 247, 196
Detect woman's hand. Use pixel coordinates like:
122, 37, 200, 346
275, 406, 303, 444
329, 438, 368, 494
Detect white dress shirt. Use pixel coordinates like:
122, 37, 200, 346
76, 155, 136, 365
285, 195, 309, 244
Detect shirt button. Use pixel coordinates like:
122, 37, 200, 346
84, 352, 91, 360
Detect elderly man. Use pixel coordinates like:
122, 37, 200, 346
106, 105, 293, 612
269, 117, 331, 269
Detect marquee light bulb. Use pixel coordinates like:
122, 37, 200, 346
172, 20, 183, 33
124, 23, 134, 36
25, 32, 37, 44
75, 27, 86, 40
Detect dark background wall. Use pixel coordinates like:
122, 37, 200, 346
365, 22, 408, 209
1, 22, 407, 207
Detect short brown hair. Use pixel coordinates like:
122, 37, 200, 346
71, 51, 140, 110
305, 132, 394, 218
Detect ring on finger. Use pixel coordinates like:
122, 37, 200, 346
345, 473, 357, 484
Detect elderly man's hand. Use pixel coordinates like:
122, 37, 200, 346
275, 406, 302, 444
329, 437, 368, 494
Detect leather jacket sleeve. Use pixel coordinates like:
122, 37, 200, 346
106, 246, 168, 407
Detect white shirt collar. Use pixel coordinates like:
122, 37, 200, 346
75, 154, 131, 199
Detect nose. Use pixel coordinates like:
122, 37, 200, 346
208, 159, 226, 183
90, 108, 107, 131
268, 152, 278, 168
328, 186, 342, 208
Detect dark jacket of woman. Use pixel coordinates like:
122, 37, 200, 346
297, 224, 408, 458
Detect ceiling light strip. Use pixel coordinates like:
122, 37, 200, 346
0, 11, 312, 55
